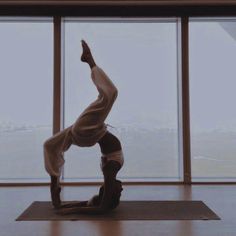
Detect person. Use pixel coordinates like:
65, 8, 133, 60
43, 40, 124, 214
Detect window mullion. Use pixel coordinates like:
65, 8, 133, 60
181, 16, 192, 184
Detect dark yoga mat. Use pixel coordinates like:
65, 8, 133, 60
16, 201, 220, 221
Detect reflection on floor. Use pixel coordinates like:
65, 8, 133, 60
0, 185, 235, 236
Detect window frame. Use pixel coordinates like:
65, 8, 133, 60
1, 1, 236, 185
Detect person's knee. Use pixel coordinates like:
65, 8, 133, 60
104, 87, 118, 105
110, 87, 118, 103
43, 139, 53, 151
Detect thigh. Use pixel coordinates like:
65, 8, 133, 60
44, 126, 73, 151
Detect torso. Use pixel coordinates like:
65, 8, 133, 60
97, 131, 122, 155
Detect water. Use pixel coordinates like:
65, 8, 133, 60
1, 125, 236, 181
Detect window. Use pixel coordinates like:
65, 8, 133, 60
2, 14, 236, 183
189, 18, 236, 180
0, 18, 53, 182
63, 18, 181, 181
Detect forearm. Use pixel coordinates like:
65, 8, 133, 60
57, 206, 108, 215
50, 175, 59, 187
91, 67, 118, 100
60, 201, 88, 208
50, 175, 61, 208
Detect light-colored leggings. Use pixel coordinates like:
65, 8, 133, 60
43, 66, 118, 177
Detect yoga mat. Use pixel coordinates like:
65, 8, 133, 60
16, 201, 220, 221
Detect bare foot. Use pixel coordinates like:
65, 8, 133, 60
60, 201, 88, 208
81, 40, 92, 62
81, 40, 96, 68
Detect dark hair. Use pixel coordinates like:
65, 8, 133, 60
96, 180, 123, 210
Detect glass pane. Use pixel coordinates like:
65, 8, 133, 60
64, 19, 180, 181
0, 19, 53, 181
190, 19, 236, 180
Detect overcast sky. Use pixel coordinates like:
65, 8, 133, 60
0, 19, 236, 132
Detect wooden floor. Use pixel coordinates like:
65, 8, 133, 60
0, 184, 236, 236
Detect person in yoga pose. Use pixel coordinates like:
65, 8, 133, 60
43, 40, 124, 214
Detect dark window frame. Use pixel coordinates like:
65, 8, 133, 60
1, 1, 236, 185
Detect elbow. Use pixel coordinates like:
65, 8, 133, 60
43, 139, 52, 152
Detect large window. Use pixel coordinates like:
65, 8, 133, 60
189, 18, 236, 180
63, 18, 181, 181
2, 15, 236, 183
0, 18, 53, 182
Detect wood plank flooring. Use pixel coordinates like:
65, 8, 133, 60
0, 185, 235, 236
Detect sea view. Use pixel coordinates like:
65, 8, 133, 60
1, 124, 236, 182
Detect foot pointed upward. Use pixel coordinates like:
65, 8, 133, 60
81, 40, 96, 68
81, 39, 91, 62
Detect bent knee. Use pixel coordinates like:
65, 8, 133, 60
43, 139, 54, 151
104, 87, 118, 105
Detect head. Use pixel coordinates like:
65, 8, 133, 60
93, 180, 123, 209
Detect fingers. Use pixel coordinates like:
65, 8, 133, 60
55, 208, 72, 215
60, 202, 78, 208
81, 39, 90, 51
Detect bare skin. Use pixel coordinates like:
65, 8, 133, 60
81, 39, 96, 69
55, 40, 123, 215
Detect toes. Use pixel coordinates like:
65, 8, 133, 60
81, 54, 88, 62
81, 40, 90, 52
81, 39, 88, 46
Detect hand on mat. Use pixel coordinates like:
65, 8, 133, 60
56, 206, 82, 215
56, 206, 105, 215
59, 201, 88, 209
81, 39, 92, 62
